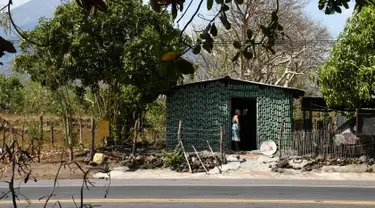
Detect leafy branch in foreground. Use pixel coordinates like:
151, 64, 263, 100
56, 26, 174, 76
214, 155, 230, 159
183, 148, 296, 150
0, 134, 111, 208
0, 0, 373, 66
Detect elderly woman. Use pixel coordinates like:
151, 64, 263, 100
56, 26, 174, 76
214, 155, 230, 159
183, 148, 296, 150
232, 109, 241, 151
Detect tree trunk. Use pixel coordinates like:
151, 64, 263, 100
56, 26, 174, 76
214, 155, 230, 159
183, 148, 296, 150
64, 110, 74, 161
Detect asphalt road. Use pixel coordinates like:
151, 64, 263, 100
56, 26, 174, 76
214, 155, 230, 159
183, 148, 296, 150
0, 179, 375, 208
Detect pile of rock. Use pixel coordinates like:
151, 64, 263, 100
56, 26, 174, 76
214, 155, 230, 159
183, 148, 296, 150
270, 155, 375, 172
118, 152, 221, 173
168, 153, 221, 173
121, 154, 164, 170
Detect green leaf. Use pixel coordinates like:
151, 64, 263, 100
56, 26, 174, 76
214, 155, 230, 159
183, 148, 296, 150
207, 0, 214, 10
166, 62, 177, 81
192, 45, 201, 54
202, 41, 213, 53
222, 4, 230, 11
234, 0, 244, 5
219, 14, 231, 30
225, 0, 232, 3
162, 30, 179, 42
271, 11, 278, 22
246, 29, 253, 39
233, 41, 241, 49
342, 1, 349, 9
242, 50, 253, 59
232, 52, 240, 62
318, 0, 327, 10
210, 23, 218, 36
334, 5, 342, 13
215, 0, 223, 4
172, 4, 178, 19
175, 58, 195, 74
277, 24, 284, 31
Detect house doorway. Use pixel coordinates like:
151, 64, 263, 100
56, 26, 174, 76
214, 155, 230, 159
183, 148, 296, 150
231, 98, 257, 151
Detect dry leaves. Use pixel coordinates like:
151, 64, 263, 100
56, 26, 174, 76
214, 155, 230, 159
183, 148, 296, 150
0, 36, 17, 58
75, 0, 108, 15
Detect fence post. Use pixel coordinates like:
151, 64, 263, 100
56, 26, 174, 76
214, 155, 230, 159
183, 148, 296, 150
79, 116, 83, 148
38, 115, 43, 163
2, 124, 5, 148
355, 109, 359, 137
21, 123, 25, 148
132, 119, 139, 155
50, 122, 54, 146
278, 120, 284, 159
90, 118, 95, 160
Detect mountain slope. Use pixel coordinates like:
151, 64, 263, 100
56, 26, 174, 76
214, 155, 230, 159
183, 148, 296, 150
0, 0, 62, 76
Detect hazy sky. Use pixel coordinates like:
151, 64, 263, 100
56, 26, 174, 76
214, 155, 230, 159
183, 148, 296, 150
0, 0, 30, 9
1, 0, 354, 38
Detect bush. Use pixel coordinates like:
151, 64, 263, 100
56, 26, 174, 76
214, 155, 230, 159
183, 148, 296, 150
163, 147, 184, 168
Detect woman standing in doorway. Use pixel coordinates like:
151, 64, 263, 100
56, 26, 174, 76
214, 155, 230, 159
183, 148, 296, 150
232, 109, 241, 151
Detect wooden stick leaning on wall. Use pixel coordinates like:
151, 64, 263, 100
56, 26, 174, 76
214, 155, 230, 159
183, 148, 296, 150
278, 120, 284, 160
206, 140, 222, 173
192, 145, 209, 174
220, 125, 225, 163
177, 121, 192, 173
177, 120, 182, 144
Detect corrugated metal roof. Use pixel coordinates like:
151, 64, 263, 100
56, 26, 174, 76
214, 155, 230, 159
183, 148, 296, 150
171, 76, 305, 98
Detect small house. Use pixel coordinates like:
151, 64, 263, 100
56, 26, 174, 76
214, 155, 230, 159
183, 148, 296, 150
164, 76, 305, 152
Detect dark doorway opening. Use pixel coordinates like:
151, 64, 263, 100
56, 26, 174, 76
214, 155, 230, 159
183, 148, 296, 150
231, 98, 257, 151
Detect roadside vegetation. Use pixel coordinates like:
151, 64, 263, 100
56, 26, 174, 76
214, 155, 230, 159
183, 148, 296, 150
0, 0, 372, 207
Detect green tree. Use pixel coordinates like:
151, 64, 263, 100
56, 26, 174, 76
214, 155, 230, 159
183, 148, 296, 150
13, 0, 193, 145
318, 5, 375, 108
0, 74, 24, 113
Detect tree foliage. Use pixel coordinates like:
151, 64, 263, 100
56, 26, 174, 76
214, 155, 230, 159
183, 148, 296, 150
0, 0, 372, 66
318, 5, 375, 108
0, 74, 23, 113
13, 0, 191, 119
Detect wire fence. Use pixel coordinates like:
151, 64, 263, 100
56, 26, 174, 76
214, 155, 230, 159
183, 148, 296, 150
0, 117, 168, 153
281, 131, 375, 158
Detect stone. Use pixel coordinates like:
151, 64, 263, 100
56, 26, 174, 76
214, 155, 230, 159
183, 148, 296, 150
271, 167, 278, 172
277, 160, 289, 168
317, 155, 325, 161
148, 155, 157, 162
89, 161, 98, 166
368, 158, 375, 165
93, 153, 105, 165
359, 155, 367, 163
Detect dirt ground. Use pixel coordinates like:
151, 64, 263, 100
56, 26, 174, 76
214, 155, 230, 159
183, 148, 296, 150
0, 113, 160, 181
0, 149, 123, 181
